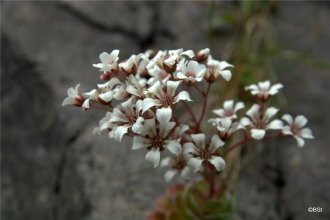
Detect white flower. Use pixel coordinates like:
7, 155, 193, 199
125, 75, 146, 97
208, 118, 244, 139
196, 48, 210, 62
282, 114, 314, 147
62, 84, 85, 107
82, 89, 98, 109
160, 155, 191, 182
142, 80, 192, 113
108, 97, 143, 142
131, 108, 181, 167
212, 100, 245, 119
245, 80, 283, 100
97, 78, 126, 102
177, 60, 206, 83
93, 50, 119, 72
206, 55, 233, 81
183, 134, 225, 172
119, 54, 141, 73
240, 104, 283, 140
146, 65, 171, 86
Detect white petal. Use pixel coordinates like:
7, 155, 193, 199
188, 158, 203, 172
160, 157, 175, 167
145, 149, 161, 167
174, 124, 189, 137
148, 81, 162, 95
191, 134, 206, 149
82, 99, 91, 109
259, 80, 270, 90
264, 107, 278, 123
210, 135, 224, 152
135, 99, 143, 113
282, 126, 293, 135
142, 98, 160, 113
181, 166, 191, 179
110, 49, 120, 59
220, 70, 232, 81
245, 84, 258, 91
267, 119, 283, 130
132, 136, 149, 150
209, 156, 226, 171
156, 107, 172, 124
160, 121, 176, 138
183, 142, 196, 155
218, 61, 233, 70
234, 102, 245, 112
99, 91, 113, 102
212, 109, 224, 117
282, 114, 293, 124
251, 129, 266, 140
62, 97, 75, 106
246, 104, 259, 118
231, 122, 245, 131
143, 118, 157, 136
99, 52, 111, 63
223, 100, 234, 110
166, 140, 182, 156
240, 117, 251, 126
131, 117, 145, 134
164, 169, 178, 182
92, 63, 103, 69
113, 126, 129, 142
174, 91, 192, 103
269, 83, 283, 95
67, 85, 77, 97
220, 118, 232, 130
294, 136, 305, 147
295, 115, 308, 128
166, 80, 180, 97
176, 71, 188, 79
300, 128, 314, 139
182, 50, 195, 58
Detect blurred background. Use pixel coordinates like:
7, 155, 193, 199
1, 1, 330, 220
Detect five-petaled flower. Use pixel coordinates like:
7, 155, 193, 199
93, 50, 120, 72
132, 108, 181, 167
212, 100, 244, 120
205, 56, 233, 81
240, 104, 283, 140
62, 84, 85, 107
183, 134, 225, 172
245, 80, 283, 101
177, 60, 206, 83
142, 80, 192, 113
282, 114, 314, 147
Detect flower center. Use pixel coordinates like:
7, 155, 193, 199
291, 125, 300, 136
224, 110, 234, 117
160, 94, 173, 107
186, 71, 196, 78
199, 148, 211, 160
149, 135, 165, 151
124, 112, 137, 125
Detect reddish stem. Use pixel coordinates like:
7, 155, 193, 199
208, 164, 216, 198
223, 131, 285, 156
196, 82, 212, 132
192, 83, 204, 95
181, 101, 198, 124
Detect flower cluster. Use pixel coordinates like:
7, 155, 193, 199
63, 49, 313, 182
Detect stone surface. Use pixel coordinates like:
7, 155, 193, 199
1, 1, 330, 220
